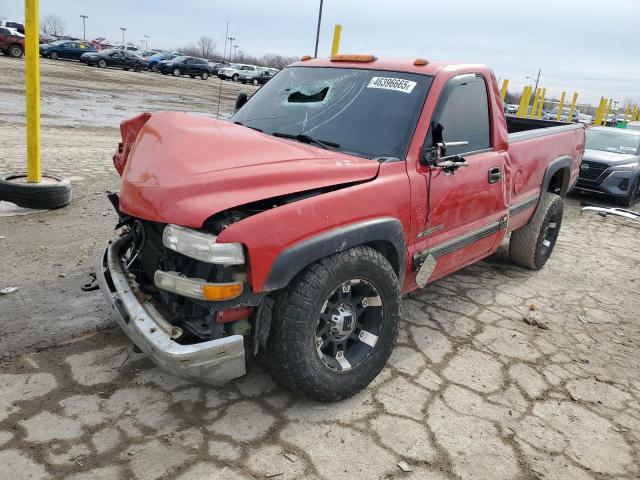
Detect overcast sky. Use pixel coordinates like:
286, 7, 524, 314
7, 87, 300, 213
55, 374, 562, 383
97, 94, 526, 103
3, 0, 639, 105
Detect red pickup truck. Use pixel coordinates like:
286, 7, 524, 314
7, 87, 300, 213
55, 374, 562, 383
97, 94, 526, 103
96, 55, 584, 401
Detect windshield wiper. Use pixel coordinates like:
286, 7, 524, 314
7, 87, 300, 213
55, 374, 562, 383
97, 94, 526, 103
272, 132, 340, 151
234, 121, 262, 132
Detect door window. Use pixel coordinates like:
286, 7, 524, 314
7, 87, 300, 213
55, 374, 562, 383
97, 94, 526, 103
425, 75, 491, 157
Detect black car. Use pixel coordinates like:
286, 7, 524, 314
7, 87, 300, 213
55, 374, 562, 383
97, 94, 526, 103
208, 62, 225, 75
574, 126, 640, 206
159, 56, 211, 80
82, 49, 146, 72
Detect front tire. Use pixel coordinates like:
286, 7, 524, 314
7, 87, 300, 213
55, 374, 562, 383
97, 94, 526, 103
201, 71, 209, 80
151, 64, 158, 72
232, 73, 239, 82
173, 68, 181, 77
252, 79, 259, 86
98, 59, 107, 68
8, 44, 23, 58
266, 246, 400, 401
621, 176, 639, 207
509, 192, 564, 270
133, 63, 142, 72
49, 51, 59, 60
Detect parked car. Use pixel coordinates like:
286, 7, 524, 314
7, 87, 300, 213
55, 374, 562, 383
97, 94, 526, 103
208, 62, 225, 75
573, 127, 640, 206
218, 63, 258, 81
40, 40, 97, 60
99, 56, 584, 401
0, 20, 25, 35
503, 103, 518, 115
82, 49, 146, 72
239, 67, 278, 85
147, 52, 182, 72
139, 50, 161, 59
577, 113, 593, 126
158, 56, 211, 79
543, 106, 581, 123
0, 26, 25, 58
114, 45, 139, 52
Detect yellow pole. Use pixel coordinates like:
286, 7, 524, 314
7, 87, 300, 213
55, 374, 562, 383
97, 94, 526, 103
331, 24, 342, 56
536, 88, 546, 118
25, 0, 41, 183
516, 86, 531, 117
633, 106, 639, 122
567, 93, 578, 123
593, 97, 606, 126
499, 79, 509, 101
556, 92, 566, 121
623, 106, 630, 123
603, 98, 613, 126
529, 89, 541, 118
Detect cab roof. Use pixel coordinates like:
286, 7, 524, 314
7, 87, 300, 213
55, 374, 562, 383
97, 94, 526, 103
288, 56, 490, 77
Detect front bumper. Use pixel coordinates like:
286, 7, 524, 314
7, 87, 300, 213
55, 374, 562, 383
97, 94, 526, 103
95, 235, 246, 384
574, 170, 636, 198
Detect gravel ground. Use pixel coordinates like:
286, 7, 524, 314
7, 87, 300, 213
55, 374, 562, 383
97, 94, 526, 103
0, 55, 639, 480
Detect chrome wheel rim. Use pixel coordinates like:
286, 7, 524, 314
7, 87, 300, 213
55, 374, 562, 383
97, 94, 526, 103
315, 279, 384, 372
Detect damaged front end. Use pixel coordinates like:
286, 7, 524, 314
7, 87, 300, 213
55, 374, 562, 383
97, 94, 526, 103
94, 193, 270, 384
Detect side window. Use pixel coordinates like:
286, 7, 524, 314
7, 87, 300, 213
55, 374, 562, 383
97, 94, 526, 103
426, 75, 491, 157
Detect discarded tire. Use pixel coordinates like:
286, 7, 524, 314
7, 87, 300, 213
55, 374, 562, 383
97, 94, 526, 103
0, 172, 72, 209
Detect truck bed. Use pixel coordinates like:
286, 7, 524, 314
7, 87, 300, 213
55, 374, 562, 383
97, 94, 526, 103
506, 115, 582, 141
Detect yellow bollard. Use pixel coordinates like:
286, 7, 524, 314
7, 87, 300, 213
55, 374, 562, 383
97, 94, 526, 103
536, 88, 546, 118
25, 0, 41, 183
499, 79, 509, 102
633, 106, 639, 122
593, 97, 606, 126
623, 106, 630, 123
530, 89, 542, 118
518, 86, 533, 117
556, 92, 566, 121
567, 93, 578, 123
331, 24, 342, 56
603, 98, 613, 126
516, 86, 529, 117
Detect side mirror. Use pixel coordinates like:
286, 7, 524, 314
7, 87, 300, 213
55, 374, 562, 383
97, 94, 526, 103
420, 141, 469, 171
235, 92, 248, 112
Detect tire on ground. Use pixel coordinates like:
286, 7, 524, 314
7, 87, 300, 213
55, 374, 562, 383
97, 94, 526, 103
621, 176, 639, 207
265, 245, 400, 401
9, 44, 23, 58
0, 172, 72, 209
509, 192, 563, 270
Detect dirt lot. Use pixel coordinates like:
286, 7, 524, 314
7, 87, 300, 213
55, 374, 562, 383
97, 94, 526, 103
1, 55, 639, 480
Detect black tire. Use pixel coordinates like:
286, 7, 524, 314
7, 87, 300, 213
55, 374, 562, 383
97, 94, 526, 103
201, 71, 209, 80
98, 59, 107, 68
172, 68, 181, 77
133, 63, 142, 72
266, 246, 400, 401
151, 64, 158, 72
0, 172, 71, 209
252, 79, 259, 86
620, 176, 639, 207
232, 73, 239, 82
8, 44, 23, 58
509, 192, 563, 270
49, 51, 59, 60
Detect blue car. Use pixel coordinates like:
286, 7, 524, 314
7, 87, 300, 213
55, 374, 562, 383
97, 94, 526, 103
40, 40, 96, 60
147, 51, 182, 72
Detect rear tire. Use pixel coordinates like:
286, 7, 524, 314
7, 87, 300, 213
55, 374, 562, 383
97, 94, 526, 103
151, 64, 158, 72
133, 63, 142, 72
8, 44, 23, 58
621, 176, 639, 207
509, 192, 564, 270
252, 79, 259, 86
201, 71, 209, 80
0, 172, 71, 209
266, 246, 400, 401
173, 68, 181, 77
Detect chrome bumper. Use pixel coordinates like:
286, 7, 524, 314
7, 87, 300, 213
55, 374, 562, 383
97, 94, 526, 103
94, 235, 246, 384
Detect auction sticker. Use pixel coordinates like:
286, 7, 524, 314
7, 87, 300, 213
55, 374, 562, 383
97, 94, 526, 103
367, 76, 417, 94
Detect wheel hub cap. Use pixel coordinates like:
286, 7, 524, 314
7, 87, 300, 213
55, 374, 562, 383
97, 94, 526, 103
329, 304, 356, 340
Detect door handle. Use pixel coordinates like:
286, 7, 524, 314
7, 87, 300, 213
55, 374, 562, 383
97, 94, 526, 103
488, 167, 502, 184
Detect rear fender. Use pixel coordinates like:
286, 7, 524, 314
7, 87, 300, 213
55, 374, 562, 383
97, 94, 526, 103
542, 155, 572, 197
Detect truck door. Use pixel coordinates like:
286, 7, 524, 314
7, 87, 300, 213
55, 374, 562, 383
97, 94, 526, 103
417, 73, 508, 280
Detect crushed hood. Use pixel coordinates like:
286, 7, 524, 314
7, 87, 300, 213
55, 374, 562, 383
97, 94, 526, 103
118, 112, 379, 227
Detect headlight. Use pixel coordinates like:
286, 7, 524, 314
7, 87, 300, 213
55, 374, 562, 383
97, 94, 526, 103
162, 224, 244, 265
611, 162, 639, 171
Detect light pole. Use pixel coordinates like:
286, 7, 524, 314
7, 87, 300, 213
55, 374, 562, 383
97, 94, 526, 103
314, 0, 323, 57
233, 44, 239, 62
228, 36, 236, 61
144, 34, 149, 50
79, 14, 88, 40
120, 27, 126, 46
222, 21, 229, 63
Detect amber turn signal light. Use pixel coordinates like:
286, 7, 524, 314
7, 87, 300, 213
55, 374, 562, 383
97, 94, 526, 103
414, 58, 428, 66
202, 283, 243, 301
330, 54, 376, 62
300, 55, 312, 61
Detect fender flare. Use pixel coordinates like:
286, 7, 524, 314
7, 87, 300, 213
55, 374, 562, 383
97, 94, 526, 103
262, 217, 406, 292
542, 155, 572, 198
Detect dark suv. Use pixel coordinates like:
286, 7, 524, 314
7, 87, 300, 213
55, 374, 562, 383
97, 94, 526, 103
0, 26, 24, 58
159, 56, 211, 79
574, 126, 640, 206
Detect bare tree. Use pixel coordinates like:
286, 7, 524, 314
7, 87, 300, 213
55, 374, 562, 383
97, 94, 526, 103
41, 14, 66, 36
197, 36, 215, 59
